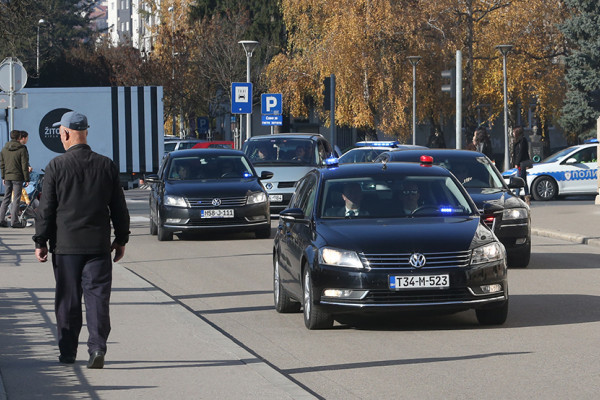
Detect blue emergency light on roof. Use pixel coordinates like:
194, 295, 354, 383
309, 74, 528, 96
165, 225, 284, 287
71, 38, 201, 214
420, 155, 434, 166
583, 138, 598, 144
355, 141, 399, 148
325, 157, 339, 167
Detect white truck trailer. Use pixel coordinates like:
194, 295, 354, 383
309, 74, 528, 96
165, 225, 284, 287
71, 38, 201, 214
0, 86, 164, 191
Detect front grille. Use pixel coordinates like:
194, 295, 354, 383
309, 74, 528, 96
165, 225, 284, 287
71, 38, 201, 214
363, 288, 474, 304
277, 182, 296, 188
186, 196, 246, 208
360, 250, 471, 269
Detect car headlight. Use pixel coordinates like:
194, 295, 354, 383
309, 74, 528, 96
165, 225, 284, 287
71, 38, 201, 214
247, 191, 267, 204
164, 195, 188, 207
502, 208, 528, 220
471, 242, 505, 265
319, 247, 364, 269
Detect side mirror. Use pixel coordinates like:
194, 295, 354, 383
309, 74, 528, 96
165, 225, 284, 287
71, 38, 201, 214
482, 202, 503, 215
507, 176, 525, 189
260, 171, 274, 180
279, 207, 305, 221
145, 174, 160, 184
565, 157, 577, 165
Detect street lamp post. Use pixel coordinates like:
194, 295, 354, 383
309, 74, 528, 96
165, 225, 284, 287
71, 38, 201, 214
496, 44, 513, 171
36, 18, 46, 77
407, 56, 422, 146
168, 6, 177, 136
239, 40, 259, 142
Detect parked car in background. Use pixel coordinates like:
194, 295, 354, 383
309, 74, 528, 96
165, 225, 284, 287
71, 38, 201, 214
376, 149, 531, 268
339, 141, 426, 164
164, 139, 206, 155
145, 149, 272, 241
192, 141, 235, 149
243, 133, 336, 213
502, 142, 598, 201
273, 161, 508, 329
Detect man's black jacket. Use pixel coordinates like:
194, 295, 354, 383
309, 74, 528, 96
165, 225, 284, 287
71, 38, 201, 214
33, 144, 130, 254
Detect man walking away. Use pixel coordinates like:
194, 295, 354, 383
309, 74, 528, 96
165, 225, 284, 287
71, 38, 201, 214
0, 130, 30, 227
511, 126, 531, 205
32, 111, 130, 369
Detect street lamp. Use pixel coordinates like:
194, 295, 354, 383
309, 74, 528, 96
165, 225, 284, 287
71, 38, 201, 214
168, 6, 177, 136
496, 44, 513, 171
407, 56, 422, 145
239, 40, 259, 141
36, 18, 46, 77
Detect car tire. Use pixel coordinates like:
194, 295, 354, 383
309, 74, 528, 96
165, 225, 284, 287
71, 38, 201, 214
157, 212, 173, 241
531, 176, 557, 201
303, 268, 333, 330
150, 214, 158, 235
255, 226, 272, 239
476, 300, 508, 325
507, 241, 531, 268
273, 258, 301, 313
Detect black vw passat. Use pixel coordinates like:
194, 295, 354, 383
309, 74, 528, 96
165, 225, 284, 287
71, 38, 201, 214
145, 149, 272, 241
376, 149, 530, 268
273, 159, 508, 329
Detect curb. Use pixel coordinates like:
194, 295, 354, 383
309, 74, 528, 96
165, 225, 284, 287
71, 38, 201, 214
532, 228, 600, 248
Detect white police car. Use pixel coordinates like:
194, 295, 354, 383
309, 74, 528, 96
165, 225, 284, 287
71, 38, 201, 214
504, 141, 598, 200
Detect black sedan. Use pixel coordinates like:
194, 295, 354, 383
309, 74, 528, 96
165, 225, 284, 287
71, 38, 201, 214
376, 149, 531, 268
274, 161, 508, 329
145, 149, 272, 241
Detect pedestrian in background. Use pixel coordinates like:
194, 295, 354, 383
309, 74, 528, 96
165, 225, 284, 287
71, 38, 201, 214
511, 126, 531, 204
0, 130, 30, 227
473, 128, 493, 159
33, 111, 130, 369
427, 128, 446, 148
18, 130, 33, 173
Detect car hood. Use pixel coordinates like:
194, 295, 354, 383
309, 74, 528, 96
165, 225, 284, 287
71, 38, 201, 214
466, 188, 525, 209
253, 165, 315, 183
164, 179, 262, 197
316, 217, 482, 253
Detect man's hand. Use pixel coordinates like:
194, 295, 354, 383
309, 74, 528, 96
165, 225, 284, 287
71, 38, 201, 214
111, 241, 126, 262
35, 247, 48, 263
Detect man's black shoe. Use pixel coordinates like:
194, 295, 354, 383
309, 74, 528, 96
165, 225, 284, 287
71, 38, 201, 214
87, 350, 105, 369
59, 354, 76, 364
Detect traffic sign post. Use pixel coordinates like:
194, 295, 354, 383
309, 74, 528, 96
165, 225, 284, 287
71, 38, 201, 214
0, 57, 29, 133
231, 82, 252, 114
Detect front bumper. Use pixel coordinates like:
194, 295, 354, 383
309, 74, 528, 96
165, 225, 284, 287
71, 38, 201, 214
311, 260, 507, 314
161, 203, 270, 232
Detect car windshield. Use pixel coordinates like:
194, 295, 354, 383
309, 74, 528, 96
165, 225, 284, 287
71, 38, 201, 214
244, 138, 317, 166
541, 146, 577, 163
167, 154, 253, 181
339, 148, 387, 163
435, 156, 505, 189
319, 175, 475, 218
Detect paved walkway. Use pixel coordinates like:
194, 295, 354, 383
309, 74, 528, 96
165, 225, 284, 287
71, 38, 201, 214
1, 194, 598, 400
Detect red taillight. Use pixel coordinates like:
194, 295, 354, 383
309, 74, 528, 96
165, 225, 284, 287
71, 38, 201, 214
484, 216, 495, 223
420, 155, 434, 166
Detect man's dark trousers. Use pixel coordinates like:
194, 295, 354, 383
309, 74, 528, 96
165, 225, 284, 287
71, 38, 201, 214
0, 180, 24, 226
52, 253, 112, 358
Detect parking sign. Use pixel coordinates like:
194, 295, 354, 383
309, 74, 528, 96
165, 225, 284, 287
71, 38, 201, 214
261, 93, 282, 115
231, 82, 252, 114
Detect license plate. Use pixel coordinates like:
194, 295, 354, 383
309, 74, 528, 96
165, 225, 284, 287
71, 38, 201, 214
201, 209, 234, 218
389, 275, 450, 289
269, 195, 283, 202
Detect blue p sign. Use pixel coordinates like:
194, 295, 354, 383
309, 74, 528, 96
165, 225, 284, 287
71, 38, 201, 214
261, 93, 282, 115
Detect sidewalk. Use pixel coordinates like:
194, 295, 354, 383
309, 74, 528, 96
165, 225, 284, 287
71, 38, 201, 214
0, 227, 315, 400
1, 199, 598, 399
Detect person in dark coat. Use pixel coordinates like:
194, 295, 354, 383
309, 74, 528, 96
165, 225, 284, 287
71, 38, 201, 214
33, 111, 130, 369
511, 126, 531, 203
426, 128, 446, 148
473, 128, 493, 159
0, 130, 30, 227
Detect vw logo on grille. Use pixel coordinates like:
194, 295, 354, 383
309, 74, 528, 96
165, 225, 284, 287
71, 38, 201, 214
265, 183, 273, 190
211, 198, 222, 206
409, 253, 426, 268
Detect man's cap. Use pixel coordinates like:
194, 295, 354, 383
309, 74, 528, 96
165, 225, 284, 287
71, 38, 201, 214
52, 111, 89, 130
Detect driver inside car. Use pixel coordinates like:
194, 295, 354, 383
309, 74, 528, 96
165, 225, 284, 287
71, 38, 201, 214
398, 182, 422, 215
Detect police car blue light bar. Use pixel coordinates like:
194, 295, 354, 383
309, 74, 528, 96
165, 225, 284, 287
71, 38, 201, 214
324, 157, 339, 167
355, 141, 399, 148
